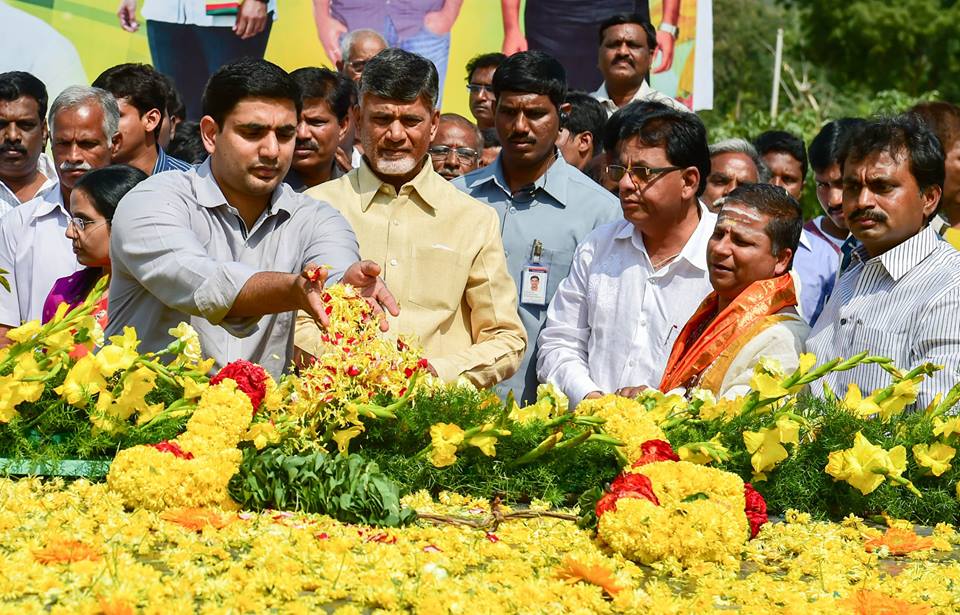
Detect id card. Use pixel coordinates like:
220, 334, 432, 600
520, 264, 549, 306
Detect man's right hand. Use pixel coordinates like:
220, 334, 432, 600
117, 0, 139, 32
297, 264, 332, 327
501, 29, 527, 55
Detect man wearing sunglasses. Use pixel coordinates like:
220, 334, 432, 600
537, 101, 717, 406
453, 51, 619, 404
429, 113, 482, 181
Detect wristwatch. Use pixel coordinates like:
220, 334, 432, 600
658, 23, 678, 37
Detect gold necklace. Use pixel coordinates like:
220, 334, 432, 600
650, 251, 682, 270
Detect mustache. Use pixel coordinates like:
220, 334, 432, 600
0, 143, 27, 155
295, 139, 318, 151
849, 208, 888, 223
59, 160, 93, 172
612, 55, 635, 66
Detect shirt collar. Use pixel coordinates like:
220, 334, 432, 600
356, 156, 441, 212
613, 203, 714, 272
592, 81, 654, 106
867, 225, 941, 282
192, 158, 293, 215
153, 147, 169, 175
798, 228, 813, 251
468, 151, 568, 206
31, 185, 66, 219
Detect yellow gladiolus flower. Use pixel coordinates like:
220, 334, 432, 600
5, 320, 41, 344
467, 431, 499, 457
332, 425, 363, 455
0, 356, 46, 422
429, 443, 458, 468
743, 427, 789, 475
797, 352, 816, 375
55, 355, 108, 405
95, 327, 141, 377
110, 366, 157, 420
180, 377, 208, 400
842, 383, 882, 418
912, 442, 955, 477
933, 416, 960, 441
824, 432, 907, 495
878, 378, 920, 420
135, 402, 165, 426
430, 422, 465, 448
168, 322, 202, 364
750, 372, 788, 400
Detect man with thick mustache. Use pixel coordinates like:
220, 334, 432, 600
0, 72, 58, 214
453, 51, 619, 403
286, 67, 354, 191
299, 49, 526, 388
807, 114, 960, 408
590, 14, 688, 117
0, 86, 121, 342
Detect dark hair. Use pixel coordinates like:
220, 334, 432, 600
290, 67, 356, 123
562, 91, 607, 157
360, 48, 439, 108
481, 127, 500, 148
166, 121, 206, 165
754, 130, 808, 180
73, 164, 148, 222
492, 50, 566, 110
723, 183, 803, 263
0, 71, 48, 120
465, 53, 506, 83
92, 63, 168, 140
598, 13, 656, 49
838, 114, 945, 195
160, 73, 186, 121
808, 117, 866, 174
202, 58, 302, 127
608, 101, 711, 195
909, 101, 960, 152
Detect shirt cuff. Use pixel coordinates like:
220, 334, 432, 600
566, 375, 603, 407
429, 357, 461, 383
194, 261, 258, 325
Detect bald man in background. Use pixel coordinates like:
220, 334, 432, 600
430, 113, 482, 181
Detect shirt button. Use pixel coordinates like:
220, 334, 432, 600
840, 318, 847, 325
509, 206, 517, 214
504, 250, 510, 257
392, 220, 400, 226
389, 259, 398, 266
638, 319, 646, 327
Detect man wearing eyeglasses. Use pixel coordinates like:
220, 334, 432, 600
299, 49, 526, 388
464, 53, 505, 131
537, 101, 717, 406
429, 113, 482, 181
453, 51, 619, 404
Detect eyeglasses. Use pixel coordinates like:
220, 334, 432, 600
606, 164, 682, 185
68, 217, 107, 232
429, 145, 480, 163
347, 59, 369, 72
466, 83, 494, 95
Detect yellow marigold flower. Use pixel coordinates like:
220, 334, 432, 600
841, 383, 882, 417
5, 319, 41, 344
575, 394, 665, 464
912, 442, 955, 477
55, 354, 108, 405
825, 432, 907, 495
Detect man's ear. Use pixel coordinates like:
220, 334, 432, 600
338, 113, 352, 142
680, 166, 701, 201
110, 131, 123, 158
921, 183, 942, 221
41, 119, 49, 150
199, 115, 219, 155
143, 108, 163, 138
428, 107, 440, 142
774, 247, 793, 277
577, 132, 594, 158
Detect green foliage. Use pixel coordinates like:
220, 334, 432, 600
229, 446, 416, 527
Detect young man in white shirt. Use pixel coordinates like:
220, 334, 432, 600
0, 72, 58, 215
537, 101, 716, 405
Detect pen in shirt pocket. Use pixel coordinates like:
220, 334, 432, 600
663, 324, 680, 347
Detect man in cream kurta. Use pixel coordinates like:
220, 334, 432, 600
296, 49, 526, 388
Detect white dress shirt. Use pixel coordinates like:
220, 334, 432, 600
0, 187, 79, 327
142, 0, 278, 27
0, 153, 59, 216
591, 81, 691, 117
537, 207, 717, 404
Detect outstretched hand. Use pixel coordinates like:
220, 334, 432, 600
342, 260, 400, 332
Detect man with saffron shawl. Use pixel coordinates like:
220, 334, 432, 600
657, 183, 809, 398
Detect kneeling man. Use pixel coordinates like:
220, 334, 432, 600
658, 183, 809, 398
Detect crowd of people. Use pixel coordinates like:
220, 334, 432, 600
1, 12, 958, 411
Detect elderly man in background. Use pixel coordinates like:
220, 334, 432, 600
807, 114, 960, 409
659, 183, 808, 399
300, 49, 526, 388
0, 86, 121, 341
702, 137, 766, 211
430, 113, 482, 181
335, 29, 387, 83
454, 51, 619, 403
537, 102, 716, 405
286, 67, 355, 190
0, 71, 57, 214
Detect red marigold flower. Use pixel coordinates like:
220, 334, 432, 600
631, 439, 681, 466
743, 483, 768, 539
210, 359, 268, 413
152, 440, 194, 460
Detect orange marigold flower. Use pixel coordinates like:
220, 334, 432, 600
839, 589, 931, 615
99, 596, 136, 615
32, 539, 101, 564
554, 556, 622, 596
864, 527, 935, 556
160, 507, 234, 531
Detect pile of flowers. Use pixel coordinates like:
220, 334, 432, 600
594, 438, 765, 568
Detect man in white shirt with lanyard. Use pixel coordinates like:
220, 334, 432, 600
537, 101, 716, 405
117, 0, 277, 120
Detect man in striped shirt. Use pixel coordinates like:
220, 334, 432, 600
807, 114, 960, 408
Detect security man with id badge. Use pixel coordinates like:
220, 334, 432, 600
452, 49, 619, 403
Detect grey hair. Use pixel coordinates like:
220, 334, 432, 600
709, 137, 770, 182
340, 29, 387, 66
359, 48, 439, 109
438, 113, 483, 149
48, 86, 120, 140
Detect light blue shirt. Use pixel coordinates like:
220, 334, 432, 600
452, 153, 620, 403
792, 223, 840, 326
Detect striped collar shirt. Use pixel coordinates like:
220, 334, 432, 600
153, 148, 192, 174
807, 226, 960, 409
